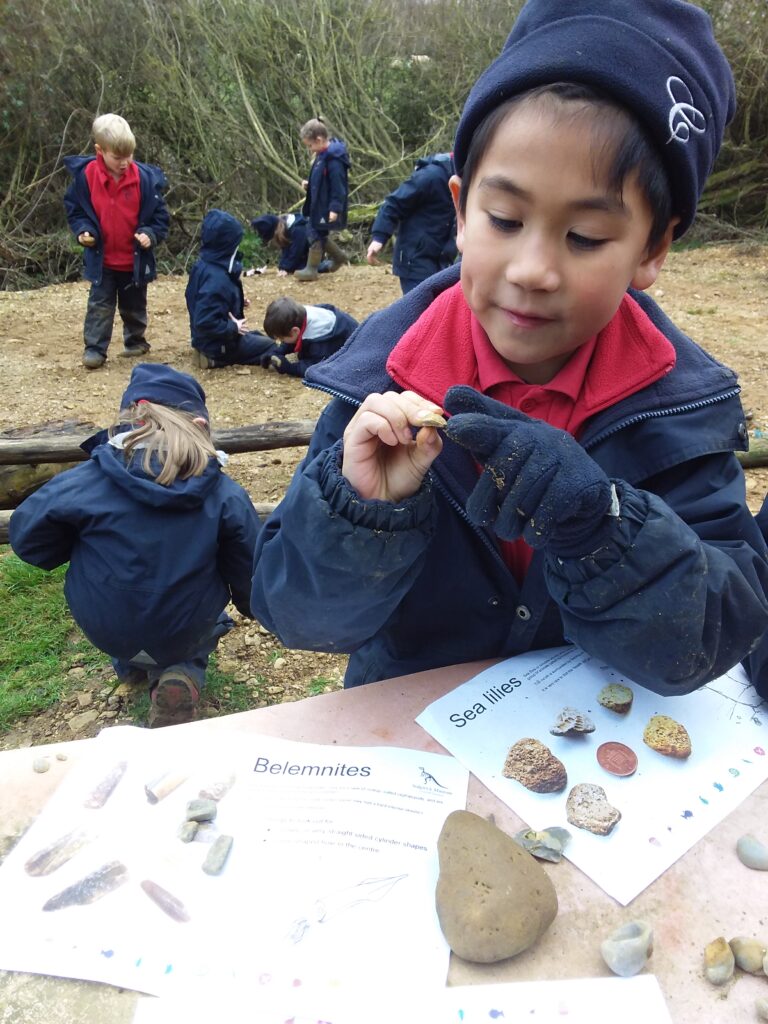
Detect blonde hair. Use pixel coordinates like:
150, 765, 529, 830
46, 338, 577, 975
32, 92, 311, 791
92, 113, 136, 157
114, 400, 216, 486
299, 118, 329, 142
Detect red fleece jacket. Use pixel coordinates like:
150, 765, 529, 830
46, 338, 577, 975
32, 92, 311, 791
85, 155, 140, 272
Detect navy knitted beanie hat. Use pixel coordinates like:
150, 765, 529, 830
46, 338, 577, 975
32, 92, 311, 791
121, 364, 209, 421
453, 0, 736, 238
251, 214, 279, 243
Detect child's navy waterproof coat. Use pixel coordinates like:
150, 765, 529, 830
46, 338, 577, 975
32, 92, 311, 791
251, 264, 768, 695
302, 139, 350, 232
10, 433, 260, 668
370, 154, 458, 284
186, 210, 247, 360
63, 156, 169, 286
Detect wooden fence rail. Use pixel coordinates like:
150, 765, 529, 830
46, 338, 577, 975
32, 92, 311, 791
2, 423, 768, 545
0, 420, 317, 467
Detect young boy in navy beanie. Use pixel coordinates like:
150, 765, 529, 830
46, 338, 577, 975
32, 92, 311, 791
251, 0, 768, 695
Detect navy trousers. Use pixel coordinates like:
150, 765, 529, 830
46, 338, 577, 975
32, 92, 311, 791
84, 268, 148, 356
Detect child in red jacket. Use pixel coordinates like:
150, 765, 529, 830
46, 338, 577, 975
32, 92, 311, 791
63, 114, 169, 370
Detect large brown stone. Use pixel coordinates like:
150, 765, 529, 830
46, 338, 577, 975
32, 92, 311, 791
435, 809, 558, 963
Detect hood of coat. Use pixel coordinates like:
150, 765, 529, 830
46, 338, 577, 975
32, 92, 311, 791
415, 152, 453, 177
89, 439, 222, 510
199, 209, 244, 271
325, 138, 351, 168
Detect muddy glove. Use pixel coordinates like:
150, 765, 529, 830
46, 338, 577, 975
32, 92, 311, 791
443, 385, 616, 558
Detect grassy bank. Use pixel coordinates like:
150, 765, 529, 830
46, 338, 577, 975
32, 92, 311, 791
0, 548, 253, 737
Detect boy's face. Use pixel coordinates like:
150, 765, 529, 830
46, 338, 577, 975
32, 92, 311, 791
451, 104, 674, 384
95, 144, 133, 180
277, 326, 301, 347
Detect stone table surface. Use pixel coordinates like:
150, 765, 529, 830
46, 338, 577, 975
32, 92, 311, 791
1, 658, 766, 1022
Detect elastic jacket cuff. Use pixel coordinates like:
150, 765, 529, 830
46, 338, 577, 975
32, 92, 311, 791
319, 441, 435, 531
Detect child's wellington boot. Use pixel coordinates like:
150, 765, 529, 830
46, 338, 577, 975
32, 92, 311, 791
295, 243, 323, 282
324, 238, 349, 272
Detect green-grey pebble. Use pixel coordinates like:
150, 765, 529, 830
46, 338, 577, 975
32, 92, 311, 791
202, 834, 233, 875
185, 798, 217, 823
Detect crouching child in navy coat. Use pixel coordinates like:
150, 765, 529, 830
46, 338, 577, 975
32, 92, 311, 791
187, 209, 279, 369
10, 364, 261, 728
251, 0, 768, 695
262, 297, 358, 378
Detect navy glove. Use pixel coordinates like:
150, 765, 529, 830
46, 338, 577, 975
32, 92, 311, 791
443, 385, 615, 557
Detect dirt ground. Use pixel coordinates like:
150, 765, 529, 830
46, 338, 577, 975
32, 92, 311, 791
1, 245, 767, 749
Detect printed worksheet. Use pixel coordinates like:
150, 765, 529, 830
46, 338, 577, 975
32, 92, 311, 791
0, 726, 468, 995
417, 646, 768, 904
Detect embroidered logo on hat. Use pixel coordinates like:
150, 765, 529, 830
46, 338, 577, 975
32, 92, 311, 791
666, 78, 706, 145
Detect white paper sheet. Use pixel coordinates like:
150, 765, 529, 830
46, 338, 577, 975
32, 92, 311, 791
131, 973, 673, 1023
416, 646, 768, 904
0, 726, 468, 995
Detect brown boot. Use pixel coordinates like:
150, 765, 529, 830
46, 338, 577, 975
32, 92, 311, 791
295, 242, 323, 282
324, 237, 349, 272
148, 669, 200, 728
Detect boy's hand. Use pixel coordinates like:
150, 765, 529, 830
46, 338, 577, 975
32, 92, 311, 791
443, 386, 614, 557
366, 241, 383, 265
78, 231, 96, 247
328, 211, 338, 223
134, 232, 152, 249
301, 179, 309, 192
228, 312, 248, 335
342, 391, 444, 503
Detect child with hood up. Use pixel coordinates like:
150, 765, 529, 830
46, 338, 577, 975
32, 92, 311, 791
186, 209, 279, 369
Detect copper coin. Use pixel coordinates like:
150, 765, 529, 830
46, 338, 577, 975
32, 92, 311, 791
596, 741, 638, 777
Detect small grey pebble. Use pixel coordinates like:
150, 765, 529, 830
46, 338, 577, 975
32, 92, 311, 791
186, 798, 217, 823
32, 758, 50, 773
756, 996, 768, 1022
178, 821, 199, 843
55, 753, 68, 761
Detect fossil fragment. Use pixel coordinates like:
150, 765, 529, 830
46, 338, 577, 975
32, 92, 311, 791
736, 833, 768, 870
178, 821, 199, 843
704, 936, 735, 986
42, 860, 128, 911
198, 774, 235, 802
415, 410, 447, 430
642, 714, 692, 759
513, 826, 571, 863
550, 707, 595, 736
502, 738, 567, 793
596, 684, 633, 715
140, 879, 191, 923
600, 920, 653, 977
566, 783, 621, 836
145, 770, 187, 804
25, 829, 90, 877
84, 761, 128, 808
202, 834, 233, 875
186, 798, 217, 823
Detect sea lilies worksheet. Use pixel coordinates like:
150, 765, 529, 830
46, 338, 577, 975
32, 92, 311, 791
417, 645, 768, 904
